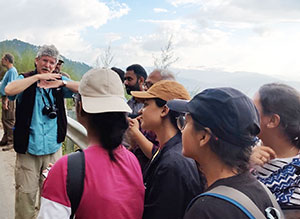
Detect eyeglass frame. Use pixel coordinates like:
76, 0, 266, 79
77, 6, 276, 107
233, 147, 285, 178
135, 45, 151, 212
144, 81, 154, 89
176, 113, 217, 139
176, 113, 188, 131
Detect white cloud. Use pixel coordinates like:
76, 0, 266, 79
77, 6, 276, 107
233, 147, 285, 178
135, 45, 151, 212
2, 0, 300, 80
168, 0, 202, 7
153, 8, 168, 13
128, 15, 300, 80
141, 19, 228, 48
109, 38, 154, 68
172, 27, 300, 79
100, 33, 122, 44
108, 1, 131, 19
169, 0, 300, 24
0, 0, 129, 64
141, 0, 298, 79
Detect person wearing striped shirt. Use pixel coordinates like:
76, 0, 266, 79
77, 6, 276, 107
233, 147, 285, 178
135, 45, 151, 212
251, 83, 300, 212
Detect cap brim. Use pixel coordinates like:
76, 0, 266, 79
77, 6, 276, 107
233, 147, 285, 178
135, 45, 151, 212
81, 96, 132, 114
167, 99, 189, 113
131, 91, 157, 99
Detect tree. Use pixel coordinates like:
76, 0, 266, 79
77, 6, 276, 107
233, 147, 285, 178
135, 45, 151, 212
153, 35, 179, 70
96, 44, 115, 68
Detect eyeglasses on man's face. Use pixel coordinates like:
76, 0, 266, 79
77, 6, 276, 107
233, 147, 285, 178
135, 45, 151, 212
144, 81, 154, 89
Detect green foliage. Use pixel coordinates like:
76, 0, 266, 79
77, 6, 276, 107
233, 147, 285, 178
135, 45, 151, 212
61, 65, 80, 81
62, 140, 80, 155
0, 39, 36, 75
15, 49, 36, 73
0, 49, 35, 75
66, 98, 75, 110
124, 88, 131, 100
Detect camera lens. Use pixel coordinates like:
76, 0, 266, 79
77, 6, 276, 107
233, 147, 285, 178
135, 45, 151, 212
48, 111, 57, 119
42, 106, 51, 115
42, 105, 57, 119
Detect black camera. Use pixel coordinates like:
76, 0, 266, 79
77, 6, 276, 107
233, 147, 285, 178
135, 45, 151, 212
42, 105, 58, 119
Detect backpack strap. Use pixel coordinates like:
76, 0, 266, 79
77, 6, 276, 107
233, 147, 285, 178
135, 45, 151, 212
258, 181, 285, 218
186, 186, 266, 219
186, 185, 284, 219
67, 150, 85, 219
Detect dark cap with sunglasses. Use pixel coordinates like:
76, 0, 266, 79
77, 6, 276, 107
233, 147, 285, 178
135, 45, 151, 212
167, 87, 260, 148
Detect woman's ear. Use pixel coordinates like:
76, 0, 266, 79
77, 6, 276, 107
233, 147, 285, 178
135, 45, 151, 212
198, 128, 211, 147
160, 105, 170, 118
267, 114, 280, 129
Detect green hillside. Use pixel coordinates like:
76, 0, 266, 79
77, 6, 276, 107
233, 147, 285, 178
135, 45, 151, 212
0, 39, 91, 80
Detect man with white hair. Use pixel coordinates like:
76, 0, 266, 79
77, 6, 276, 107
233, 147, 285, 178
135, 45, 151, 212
144, 68, 175, 91
5, 45, 79, 219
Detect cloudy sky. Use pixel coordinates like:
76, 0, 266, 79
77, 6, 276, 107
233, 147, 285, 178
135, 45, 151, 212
1, 0, 300, 80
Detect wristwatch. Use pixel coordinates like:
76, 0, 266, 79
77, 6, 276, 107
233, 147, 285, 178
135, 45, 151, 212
62, 80, 68, 87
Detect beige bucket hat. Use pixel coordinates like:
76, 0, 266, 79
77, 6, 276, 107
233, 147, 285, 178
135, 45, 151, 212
79, 68, 132, 114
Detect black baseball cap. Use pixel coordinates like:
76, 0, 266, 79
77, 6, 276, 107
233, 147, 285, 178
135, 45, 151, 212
167, 87, 260, 147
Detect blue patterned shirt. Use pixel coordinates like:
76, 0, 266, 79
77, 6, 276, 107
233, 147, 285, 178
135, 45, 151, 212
253, 154, 300, 207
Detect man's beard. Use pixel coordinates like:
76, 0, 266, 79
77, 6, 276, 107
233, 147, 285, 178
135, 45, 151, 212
126, 81, 141, 95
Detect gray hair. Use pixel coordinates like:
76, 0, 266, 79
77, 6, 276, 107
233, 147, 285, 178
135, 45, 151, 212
36, 45, 60, 61
154, 68, 176, 81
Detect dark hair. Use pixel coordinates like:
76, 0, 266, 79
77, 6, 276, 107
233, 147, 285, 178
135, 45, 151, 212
111, 67, 125, 82
126, 64, 147, 80
154, 98, 181, 131
86, 112, 129, 161
259, 83, 300, 148
4, 53, 14, 64
193, 121, 251, 173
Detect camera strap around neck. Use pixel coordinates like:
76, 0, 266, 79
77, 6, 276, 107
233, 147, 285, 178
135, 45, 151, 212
38, 88, 54, 107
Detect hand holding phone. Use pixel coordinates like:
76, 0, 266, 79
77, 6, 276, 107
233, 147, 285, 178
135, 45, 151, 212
42, 167, 51, 178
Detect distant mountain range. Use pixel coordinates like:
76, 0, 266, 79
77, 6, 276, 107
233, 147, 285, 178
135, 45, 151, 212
0, 39, 91, 79
1, 39, 299, 97
174, 68, 300, 97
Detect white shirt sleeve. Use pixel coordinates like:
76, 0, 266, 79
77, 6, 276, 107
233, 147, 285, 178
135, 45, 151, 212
37, 197, 71, 219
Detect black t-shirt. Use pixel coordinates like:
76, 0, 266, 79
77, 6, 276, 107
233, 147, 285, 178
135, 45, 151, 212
143, 132, 205, 219
184, 172, 274, 219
